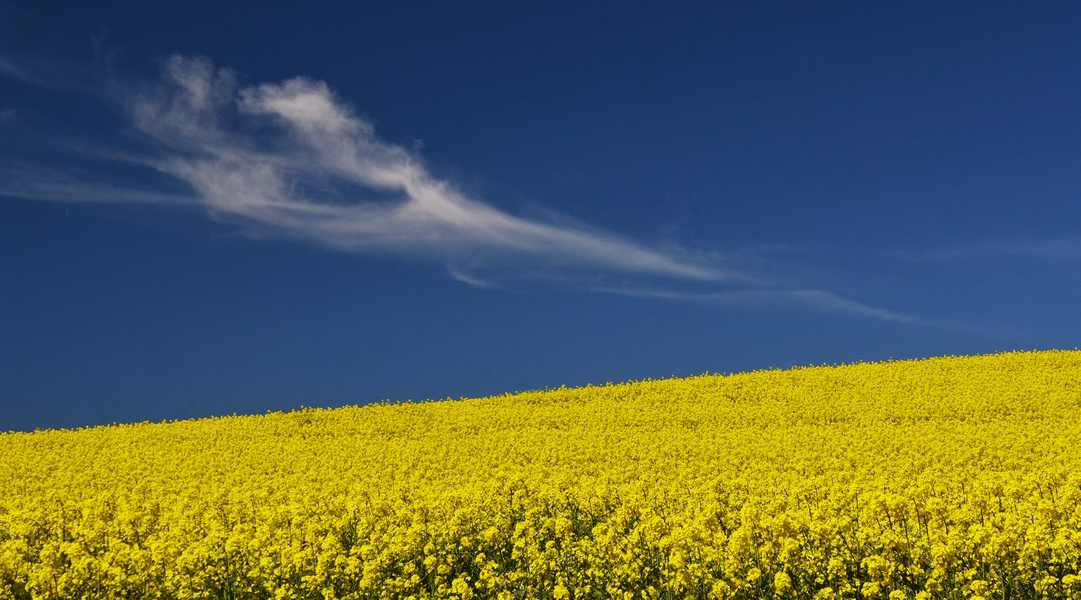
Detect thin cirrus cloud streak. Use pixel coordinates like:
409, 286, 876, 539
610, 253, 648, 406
0, 54, 724, 282
1, 54, 924, 323
0, 55, 101, 93
596, 287, 925, 324
129, 55, 724, 284
602, 287, 1021, 338
0, 164, 195, 206
891, 236, 1081, 262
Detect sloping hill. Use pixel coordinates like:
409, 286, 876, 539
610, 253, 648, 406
2, 350, 1080, 599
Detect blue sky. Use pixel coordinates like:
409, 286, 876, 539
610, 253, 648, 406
3, 2, 1080, 432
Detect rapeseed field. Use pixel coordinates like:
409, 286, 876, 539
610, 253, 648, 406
2, 350, 1081, 600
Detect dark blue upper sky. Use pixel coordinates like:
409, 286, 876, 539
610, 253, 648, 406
3, 1, 1080, 432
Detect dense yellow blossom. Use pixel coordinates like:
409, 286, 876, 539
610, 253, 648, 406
2, 350, 1081, 599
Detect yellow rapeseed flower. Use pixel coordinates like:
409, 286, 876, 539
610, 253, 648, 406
1, 350, 1079, 599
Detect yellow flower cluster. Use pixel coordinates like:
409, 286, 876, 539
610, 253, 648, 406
3, 350, 1081, 599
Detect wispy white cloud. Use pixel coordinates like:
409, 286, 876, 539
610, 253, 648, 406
892, 236, 1081, 262
601, 286, 1022, 338
0, 54, 928, 324
0, 56, 39, 83
122, 56, 729, 282
0, 163, 195, 206
597, 287, 924, 323
0, 55, 100, 93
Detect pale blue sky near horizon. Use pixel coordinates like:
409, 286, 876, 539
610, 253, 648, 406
2, 1, 1080, 432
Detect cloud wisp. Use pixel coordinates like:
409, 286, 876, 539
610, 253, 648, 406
129, 56, 729, 284
4, 55, 730, 284
0, 55, 102, 94
596, 287, 925, 324
891, 236, 1081, 262
0, 54, 930, 323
